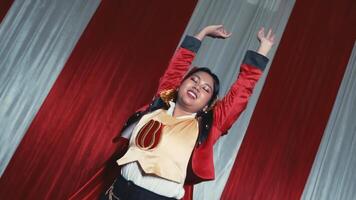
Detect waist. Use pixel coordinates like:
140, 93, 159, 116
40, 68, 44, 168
104, 172, 178, 200
121, 162, 185, 199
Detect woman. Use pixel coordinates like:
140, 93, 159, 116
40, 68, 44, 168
101, 25, 275, 200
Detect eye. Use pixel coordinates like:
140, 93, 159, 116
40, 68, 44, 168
190, 77, 198, 83
203, 86, 210, 93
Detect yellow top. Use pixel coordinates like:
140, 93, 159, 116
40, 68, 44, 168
117, 109, 199, 183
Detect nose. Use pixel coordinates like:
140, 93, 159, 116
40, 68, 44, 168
192, 85, 201, 93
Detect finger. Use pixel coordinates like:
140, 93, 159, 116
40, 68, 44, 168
216, 27, 224, 34
258, 29, 264, 39
259, 27, 265, 33
221, 28, 230, 36
216, 24, 223, 28
223, 29, 228, 35
266, 28, 272, 38
270, 34, 275, 43
221, 32, 230, 38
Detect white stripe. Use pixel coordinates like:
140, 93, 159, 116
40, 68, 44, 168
0, 0, 101, 176
302, 42, 356, 200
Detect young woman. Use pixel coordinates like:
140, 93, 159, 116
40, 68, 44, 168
101, 25, 275, 200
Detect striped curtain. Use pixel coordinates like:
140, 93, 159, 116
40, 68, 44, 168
302, 43, 356, 200
1, 0, 356, 199
180, 0, 295, 199
0, 0, 101, 176
0, 0, 197, 199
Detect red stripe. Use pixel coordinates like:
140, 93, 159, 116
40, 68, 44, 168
0, 0, 197, 199
0, 0, 14, 22
222, 0, 356, 199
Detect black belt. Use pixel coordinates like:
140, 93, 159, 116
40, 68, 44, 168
101, 174, 177, 200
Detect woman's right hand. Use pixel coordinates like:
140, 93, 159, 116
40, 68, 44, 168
194, 25, 232, 41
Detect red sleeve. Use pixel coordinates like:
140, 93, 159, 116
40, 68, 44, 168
212, 50, 269, 137
155, 36, 201, 96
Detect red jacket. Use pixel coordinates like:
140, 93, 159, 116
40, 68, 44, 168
68, 36, 268, 200
115, 36, 268, 184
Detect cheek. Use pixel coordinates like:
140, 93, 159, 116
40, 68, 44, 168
179, 80, 190, 90
177, 82, 190, 99
177, 82, 187, 95
200, 93, 213, 105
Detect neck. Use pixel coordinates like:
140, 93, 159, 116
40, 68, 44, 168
173, 103, 194, 117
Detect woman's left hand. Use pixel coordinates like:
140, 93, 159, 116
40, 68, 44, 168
257, 27, 275, 56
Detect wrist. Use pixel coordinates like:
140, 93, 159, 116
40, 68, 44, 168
194, 28, 208, 41
257, 44, 271, 56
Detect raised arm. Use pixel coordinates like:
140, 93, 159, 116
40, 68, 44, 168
213, 27, 275, 136
155, 25, 231, 96
155, 36, 201, 96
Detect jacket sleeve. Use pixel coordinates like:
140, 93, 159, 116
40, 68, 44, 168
212, 50, 269, 138
155, 35, 201, 96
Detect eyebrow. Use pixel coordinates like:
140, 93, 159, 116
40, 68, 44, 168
192, 74, 213, 91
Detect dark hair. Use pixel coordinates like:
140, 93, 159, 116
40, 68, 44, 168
182, 67, 220, 109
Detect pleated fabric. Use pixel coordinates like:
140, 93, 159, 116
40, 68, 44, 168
1, 0, 355, 199
221, 0, 356, 199
302, 43, 356, 200
0, 0, 101, 176
180, 0, 295, 199
0, 0, 197, 199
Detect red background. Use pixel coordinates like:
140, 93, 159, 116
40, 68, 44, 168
222, 0, 356, 199
0, 0, 197, 199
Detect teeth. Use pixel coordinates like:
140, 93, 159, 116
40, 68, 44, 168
187, 90, 197, 99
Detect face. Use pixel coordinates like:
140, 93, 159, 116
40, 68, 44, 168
177, 71, 214, 113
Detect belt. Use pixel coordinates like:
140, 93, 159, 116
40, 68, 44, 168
103, 174, 177, 200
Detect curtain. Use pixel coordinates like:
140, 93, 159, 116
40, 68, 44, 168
0, 0, 13, 22
0, 0, 197, 199
301, 43, 356, 200
180, 0, 295, 199
0, 0, 100, 176
221, 0, 356, 199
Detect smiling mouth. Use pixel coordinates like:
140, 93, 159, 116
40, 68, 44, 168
187, 90, 197, 99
